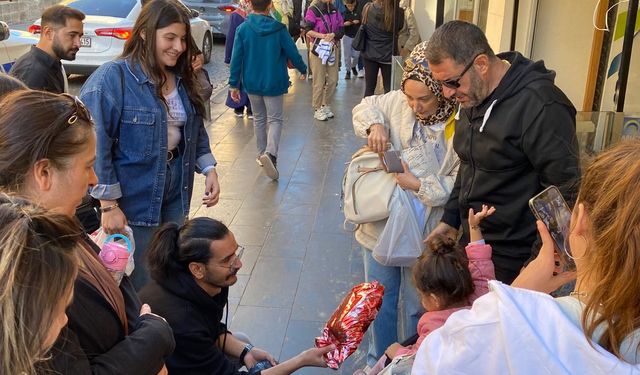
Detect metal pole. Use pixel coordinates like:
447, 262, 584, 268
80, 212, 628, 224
616, 0, 638, 112
436, 0, 445, 27
510, 0, 520, 51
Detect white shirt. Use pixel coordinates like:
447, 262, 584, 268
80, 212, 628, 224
165, 87, 187, 151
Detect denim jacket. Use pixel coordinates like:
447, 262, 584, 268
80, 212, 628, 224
80, 59, 216, 226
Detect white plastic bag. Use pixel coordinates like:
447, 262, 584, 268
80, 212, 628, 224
372, 187, 425, 267
89, 226, 136, 276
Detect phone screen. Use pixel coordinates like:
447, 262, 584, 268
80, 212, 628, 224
529, 186, 575, 270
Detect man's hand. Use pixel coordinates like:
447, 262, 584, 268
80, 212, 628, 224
367, 123, 388, 153
394, 161, 420, 192
297, 345, 335, 367
244, 347, 277, 368
425, 222, 458, 243
230, 88, 241, 103
343, 20, 353, 26
299, 74, 306, 80
352, 19, 360, 24
202, 169, 220, 207
511, 221, 576, 293
192, 52, 205, 72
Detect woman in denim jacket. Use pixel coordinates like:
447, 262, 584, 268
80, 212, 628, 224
80, 0, 220, 289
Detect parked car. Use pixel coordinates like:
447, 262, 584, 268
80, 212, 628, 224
29, 0, 212, 75
182, 0, 237, 37
0, 21, 39, 74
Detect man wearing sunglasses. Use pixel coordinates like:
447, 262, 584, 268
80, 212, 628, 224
424, 21, 580, 285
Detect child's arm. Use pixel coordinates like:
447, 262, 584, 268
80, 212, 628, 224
467, 205, 495, 243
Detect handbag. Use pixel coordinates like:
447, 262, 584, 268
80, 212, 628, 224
342, 146, 397, 224
352, 3, 371, 52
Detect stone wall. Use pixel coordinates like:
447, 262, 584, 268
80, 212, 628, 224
0, 0, 60, 26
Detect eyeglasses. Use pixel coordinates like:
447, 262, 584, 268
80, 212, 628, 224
440, 52, 483, 89
216, 245, 245, 269
60, 93, 92, 125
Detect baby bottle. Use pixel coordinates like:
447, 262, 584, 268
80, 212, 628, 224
98, 234, 133, 285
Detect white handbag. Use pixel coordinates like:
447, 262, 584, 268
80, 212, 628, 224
342, 146, 397, 224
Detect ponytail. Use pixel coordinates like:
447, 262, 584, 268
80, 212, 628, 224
413, 234, 474, 308
147, 222, 181, 282
146, 218, 230, 283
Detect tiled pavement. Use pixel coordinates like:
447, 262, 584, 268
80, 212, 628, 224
190, 72, 370, 374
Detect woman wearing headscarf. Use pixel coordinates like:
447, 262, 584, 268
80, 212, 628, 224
351, 41, 459, 367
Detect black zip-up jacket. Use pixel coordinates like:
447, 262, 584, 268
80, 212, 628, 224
441, 52, 580, 283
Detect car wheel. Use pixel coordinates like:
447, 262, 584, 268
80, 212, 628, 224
202, 32, 212, 64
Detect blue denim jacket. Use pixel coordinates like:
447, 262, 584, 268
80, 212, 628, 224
80, 59, 216, 226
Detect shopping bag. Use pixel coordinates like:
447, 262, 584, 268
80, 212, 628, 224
372, 187, 424, 266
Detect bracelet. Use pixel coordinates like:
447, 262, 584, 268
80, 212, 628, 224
99, 203, 119, 213
239, 343, 254, 366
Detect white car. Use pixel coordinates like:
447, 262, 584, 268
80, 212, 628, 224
0, 21, 39, 74
30, 0, 212, 75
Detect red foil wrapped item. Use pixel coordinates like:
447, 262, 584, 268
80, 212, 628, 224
315, 281, 384, 369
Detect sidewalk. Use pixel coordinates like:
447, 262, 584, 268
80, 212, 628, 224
190, 71, 369, 374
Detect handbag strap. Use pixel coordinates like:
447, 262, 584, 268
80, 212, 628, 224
312, 4, 333, 34
351, 164, 384, 215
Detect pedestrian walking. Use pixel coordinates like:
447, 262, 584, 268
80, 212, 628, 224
304, 0, 344, 121
229, 0, 307, 180
341, 0, 363, 80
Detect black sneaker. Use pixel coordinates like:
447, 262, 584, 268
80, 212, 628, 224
345, 71, 351, 80
352, 67, 358, 76
259, 152, 278, 180
234, 109, 244, 117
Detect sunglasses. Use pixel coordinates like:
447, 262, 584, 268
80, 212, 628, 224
440, 52, 484, 89
60, 93, 92, 125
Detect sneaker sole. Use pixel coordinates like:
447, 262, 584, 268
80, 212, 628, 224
259, 154, 279, 180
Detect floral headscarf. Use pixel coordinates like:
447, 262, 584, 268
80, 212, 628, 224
401, 41, 456, 125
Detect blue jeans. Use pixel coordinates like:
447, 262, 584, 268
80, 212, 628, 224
363, 248, 423, 366
129, 155, 186, 290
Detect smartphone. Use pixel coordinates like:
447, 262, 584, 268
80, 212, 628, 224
381, 150, 403, 173
529, 186, 575, 270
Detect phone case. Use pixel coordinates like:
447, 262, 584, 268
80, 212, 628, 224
528, 186, 576, 270
381, 150, 403, 173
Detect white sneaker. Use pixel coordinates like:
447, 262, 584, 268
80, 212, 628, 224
314, 108, 328, 121
321, 106, 334, 118
357, 69, 365, 78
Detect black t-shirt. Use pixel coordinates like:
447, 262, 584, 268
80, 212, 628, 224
10, 45, 65, 93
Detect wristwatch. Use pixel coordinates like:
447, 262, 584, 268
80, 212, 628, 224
239, 343, 254, 366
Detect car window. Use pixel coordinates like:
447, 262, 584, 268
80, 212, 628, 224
63, 0, 137, 18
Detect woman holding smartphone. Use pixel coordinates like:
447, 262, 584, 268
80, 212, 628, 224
413, 139, 640, 373
351, 41, 458, 367
80, 0, 220, 289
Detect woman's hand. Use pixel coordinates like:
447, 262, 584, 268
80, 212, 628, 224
343, 20, 353, 26
394, 161, 420, 192
352, 19, 360, 24
244, 347, 277, 368
367, 124, 388, 153
139, 304, 167, 322
230, 88, 241, 103
191, 53, 204, 72
511, 221, 576, 293
299, 74, 307, 80
100, 204, 127, 234
203, 169, 220, 207
323, 33, 335, 42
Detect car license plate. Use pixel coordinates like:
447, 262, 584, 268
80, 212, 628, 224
80, 36, 91, 48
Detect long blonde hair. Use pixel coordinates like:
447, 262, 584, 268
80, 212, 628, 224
578, 139, 640, 360
0, 194, 81, 375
